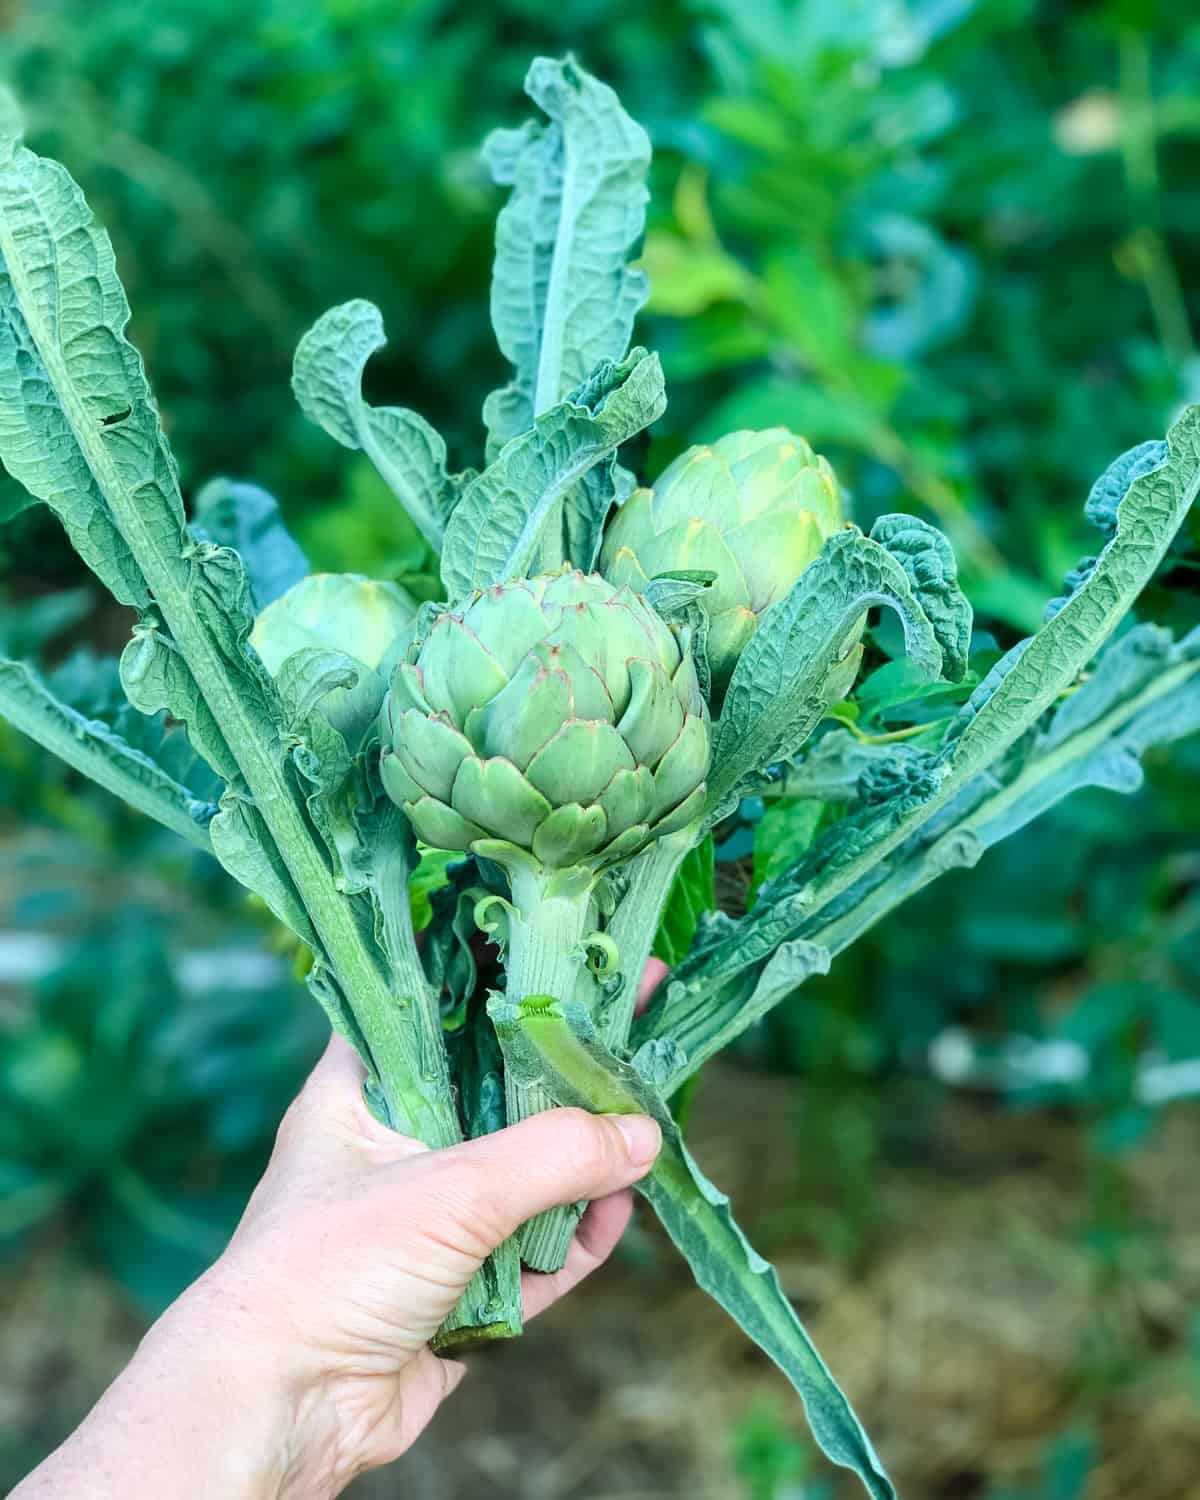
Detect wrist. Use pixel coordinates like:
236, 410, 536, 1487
170, 1266, 441, 1497
155, 1269, 347, 1500
11, 1270, 327, 1500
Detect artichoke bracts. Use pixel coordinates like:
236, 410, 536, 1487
379, 568, 709, 868
380, 568, 711, 1270
600, 428, 845, 697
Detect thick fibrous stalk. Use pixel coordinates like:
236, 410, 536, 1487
501, 862, 595, 1269
600, 827, 697, 1050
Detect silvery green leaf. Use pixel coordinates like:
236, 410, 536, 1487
783, 729, 930, 803
120, 620, 241, 784
209, 788, 316, 945
707, 530, 943, 811
441, 348, 665, 600
1039, 621, 1175, 751
0, 112, 282, 783
945, 407, 1198, 775
1085, 439, 1169, 536
634, 938, 831, 1092
271, 648, 361, 736
191, 477, 308, 611
629, 1035, 688, 1086
767, 406, 1200, 938
0, 655, 216, 850
869, 513, 972, 681
490, 996, 895, 1500
646, 619, 1200, 1084
267, 647, 388, 895
0, 85, 482, 1164
562, 453, 633, 572
809, 624, 1200, 965
0, 116, 152, 607
270, 643, 387, 761
483, 56, 651, 454
293, 300, 463, 549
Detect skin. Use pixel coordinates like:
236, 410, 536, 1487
12, 959, 670, 1500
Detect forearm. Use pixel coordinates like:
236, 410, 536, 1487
11, 1282, 332, 1500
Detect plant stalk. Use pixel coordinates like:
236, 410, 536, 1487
600, 827, 695, 1050
501, 861, 594, 1270
0, 195, 461, 1151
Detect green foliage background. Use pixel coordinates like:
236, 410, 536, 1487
0, 1, 1197, 1495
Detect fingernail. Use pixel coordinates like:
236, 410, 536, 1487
609, 1113, 662, 1168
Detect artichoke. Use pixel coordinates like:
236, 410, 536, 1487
599, 428, 845, 695
380, 569, 710, 869
251, 573, 416, 744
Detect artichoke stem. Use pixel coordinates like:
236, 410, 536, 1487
601, 826, 698, 1051
501, 862, 596, 1272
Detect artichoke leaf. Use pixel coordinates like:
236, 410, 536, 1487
482, 56, 651, 454
869, 514, 972, 682
0, 107, 150, 608
707, 530, 944, 813
0, 655, 216, 851
442, 348, 666, 601
292, 299, 464, 548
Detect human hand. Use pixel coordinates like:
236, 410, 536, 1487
195, 1032, 662, 1492
14, 1012, 663, 1500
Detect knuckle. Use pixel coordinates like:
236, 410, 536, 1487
553, 1108, 617, 1180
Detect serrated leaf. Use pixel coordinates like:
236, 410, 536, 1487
293, 300, 464, 550
483, 56, 651, 454
0, 124, 152, 607
708, 530, 943, 811
0, 655, 216, 849
946, 409, 1200, 775
785, 729, 935, 803
633, 937, 831, 1088
644, 621, 1200, 1086
562, 453, 633, 572
490, 996, 893, 1500
869, 513, 972, 681
120, 620, 241, 784
751, 408, 1200, 940
208, 789, 316, 946
1084, 439, 1169, 536
0, 88, 464, 1161
441, 348, 665, 600
191, 477, 308, 611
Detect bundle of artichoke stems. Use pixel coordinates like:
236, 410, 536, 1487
2, 59, 1198, 1500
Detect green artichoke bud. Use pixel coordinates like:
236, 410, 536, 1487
380, 569, 710, 868
251, 573, 416, 745
599, 428, 845, 695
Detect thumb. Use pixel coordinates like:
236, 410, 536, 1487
441, 1107, 661, 1245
